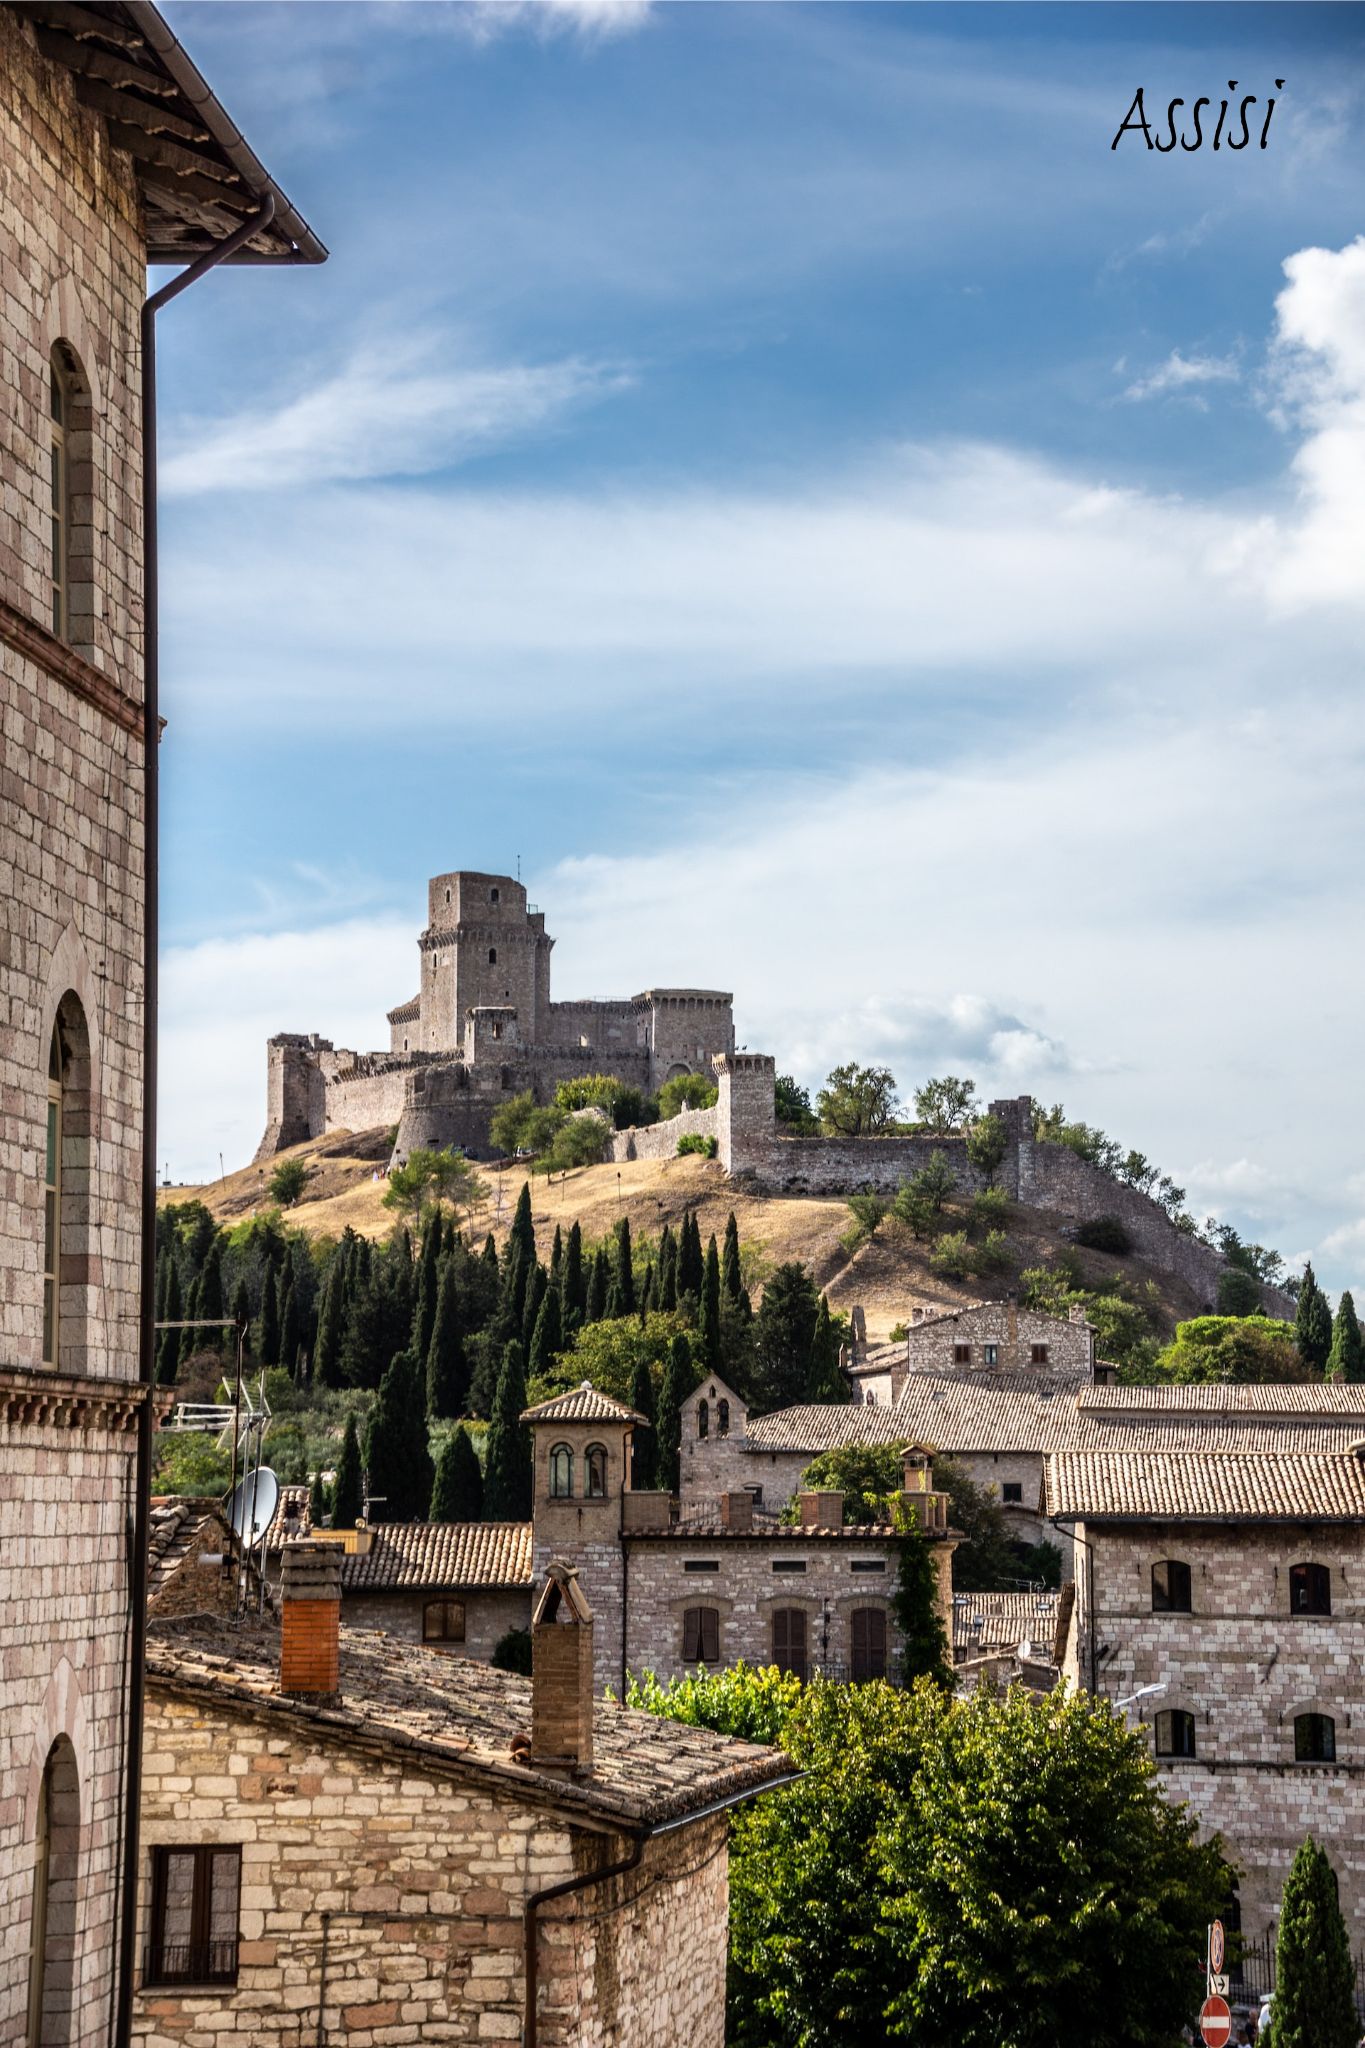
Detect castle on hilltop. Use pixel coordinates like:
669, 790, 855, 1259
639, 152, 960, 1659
255, 870, 735, 1164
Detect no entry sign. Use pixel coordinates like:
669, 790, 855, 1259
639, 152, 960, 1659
1199, 1994, 1232, 2047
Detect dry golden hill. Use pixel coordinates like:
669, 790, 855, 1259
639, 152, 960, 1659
160, 1128, 1211, 1346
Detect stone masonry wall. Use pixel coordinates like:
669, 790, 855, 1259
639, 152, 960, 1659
607, 1105, 718, 1164
1072, 1518, 1365, 1941
905, 1303, 1093, 1378
134, 1689, 730, 2048
339, 1589, 532, 1658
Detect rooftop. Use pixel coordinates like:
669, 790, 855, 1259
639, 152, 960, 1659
340, 1522, 533, 1592
1046, 1449, 1365, 1523
953, 1589, 1060, 1656
1077, 1382, 1365, 1415
146, 1620, 792, 1829
522, 1383, 648, 1426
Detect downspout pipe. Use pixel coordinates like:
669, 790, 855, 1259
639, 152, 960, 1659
117, 192, 276, 2048
522, 1773, 803, 2048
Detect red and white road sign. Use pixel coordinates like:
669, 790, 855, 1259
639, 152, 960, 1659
1209, 1919, 1225, 1974
1199, 1995, 1232, 2047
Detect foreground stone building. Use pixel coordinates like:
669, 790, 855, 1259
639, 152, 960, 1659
136, 1549, 792, 2048
0, 7, 320, 2041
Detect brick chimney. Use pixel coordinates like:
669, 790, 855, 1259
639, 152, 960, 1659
280, 1541, 342, 1698
720, 1490, 753, 1532
797, 1490, 844, 1530
530, 1561, 594, 1776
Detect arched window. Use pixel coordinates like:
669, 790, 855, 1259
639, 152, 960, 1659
1153, 1709, 1197, 1759
772, 1607, 808, 1682
682, 1606, 720, 1664
850, 1607, 887, 1682
27, 1737, 79, 2046
549, 1443, 574, 1498
1151, 1560, 1192, 1614
423, 1599, 466, 1644
488, 948, 497, 965
48, 345, 92, 650
1289, 1562, 1331, 1616
1294, 1712, 1336, 1763
585, 1444, 607, 1498
717, 1399, 730, 1437
43, 1025, 61, 1367
44, 998, 91, 1372
696, 1399, 709, 1440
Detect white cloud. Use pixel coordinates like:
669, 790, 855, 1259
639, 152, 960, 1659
459, 0, 653, 42
1122, 348, 1241, 405
1262, 235, 1365, 608
161, 338, 628, 495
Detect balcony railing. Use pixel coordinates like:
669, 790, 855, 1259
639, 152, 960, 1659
144, 1940, 239, 1987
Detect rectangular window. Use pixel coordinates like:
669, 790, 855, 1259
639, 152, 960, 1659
43, 1084, 60, 1366
683, 1560, 720, 1573
682, 1607, 720, 1663
850, 1607, 887, 1682
1002, 1483, 1023, 1505
50, 366, 67, 640
772, 1559, 807, 1574
983, 1343, 999, 1367
423, 1600, 466, 1643
850, 1560, 886, 1573
145, 1846, 240, 1986
1030, 1344, 1049, 1365
953, 1343, 971, 1364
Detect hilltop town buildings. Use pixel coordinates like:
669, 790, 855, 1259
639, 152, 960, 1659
0, 6, 321, 2040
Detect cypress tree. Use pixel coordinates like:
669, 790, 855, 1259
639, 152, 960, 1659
1325, 1290, 1364, 1383
522, 1262, 548, 1350
722, 1211, 743, 1305
157, 1260, 182, 1384
484, 1341, 533, 1520
503, 1237, 531, 1331
678, 1212, 704, 1300
564, 1221, 586, 1327
230, 1276, 251, 1349
412, 1216, 442, 1362
198, 1239, 225, 1327
639, 1263, 656, 1319
806, 1295, 846, 1402
892, 1516, 953, 1688
1270, 1836, 1357, 2048
585, 1247, 608, 1324
308, 1469, 328, 1528
482, 1232, 500, 1279
701, 1235, 722, 1369
431, 1424, 484, 1522
528, 1285, 563, 1383
426, 1261, 468, 1420
630, 1357, 657, 1489
509, 1182, 536, 1266
279, 1275, 300, 1376
154, 1250, 171, 1323
658, 1225, 678, 1313
313, 1272, 345, 1389
613, 1216, 636, 1316
331, 1413, 364, 1527
256, 1266, 280, 1368
548, 1225, 563, 1291
364, 1350, 434, 1522
1296, 1263, 1333, 1375
656, 1333, 692, 1495
179, 1274, 202, 1367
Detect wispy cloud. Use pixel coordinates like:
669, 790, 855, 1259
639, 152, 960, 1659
459, 0, 654, 43
162, 337, 629, 495
1121, 348, 1241, 405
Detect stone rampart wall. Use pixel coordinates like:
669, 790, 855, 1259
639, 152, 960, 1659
324, 1067, 409, 1139
608, 1106, 719, 1164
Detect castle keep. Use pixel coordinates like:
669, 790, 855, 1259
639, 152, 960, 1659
255, 870, 735, 1163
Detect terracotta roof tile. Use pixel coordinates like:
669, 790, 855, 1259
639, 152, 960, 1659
1046, 1450, 1365, 1521
1078, 1382, 1365, 1415
521, 1383, 647, 1426
953, 1590, 1060, 1654
341, 1522, 533, 1591
146, 1620, 793, 1828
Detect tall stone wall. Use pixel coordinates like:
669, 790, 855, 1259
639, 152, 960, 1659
339, 1586, 532, 1656
607, 1105, 719, 1164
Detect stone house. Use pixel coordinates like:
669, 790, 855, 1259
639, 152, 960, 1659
849, 1296, 1098, 1405
134, 1546, 793, 2048
0, 8, 319, 2042
148, 1498, 266, 1623
336, 1520, 533, 1655
1048, 1441, 1365, 1946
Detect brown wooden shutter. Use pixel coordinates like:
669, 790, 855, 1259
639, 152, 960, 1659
772, 1608, 807, 1681
700, 1607, 719, 1663
683, 1608, 700, 1662
851, 1607, 886, 1681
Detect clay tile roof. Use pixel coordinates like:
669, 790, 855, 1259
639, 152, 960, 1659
745, 1366, 1090, 1458
265, 1484, 312, 1550
148, 1496, 222, 1595
521, 1383, 647, 1426
146, 1621, 794, 1828
953, 1589, 1060, 1654
341, 1523, 533, 1592
1045, 1450, 1365, 1522
1078, 1382, 1365, 1415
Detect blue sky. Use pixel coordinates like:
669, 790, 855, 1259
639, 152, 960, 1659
155, 2, 1365, 1296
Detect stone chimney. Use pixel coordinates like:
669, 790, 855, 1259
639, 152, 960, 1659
899, 1447, 948, 1534
280, 1541, 342, 1698
797, 1490, 844, 1530
720, 1490, 753, 1532
530, 1561, 594, 1776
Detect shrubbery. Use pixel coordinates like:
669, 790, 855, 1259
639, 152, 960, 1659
676, 1132, 718, 1158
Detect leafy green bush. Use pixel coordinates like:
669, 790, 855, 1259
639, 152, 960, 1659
842, 1191, 889, 1251
622, 1662, 803, 1745
1216, 1266, 1263, 1316
676, 1132, 718, 1158
968, 1185, 1009, 1235
152, 1432, 232, 1497
491, 1628, 533, 1675
1073, 1215, 1133, 1256
929, 1230, 974, 1279
383, 1146, 486, 1224
267, 1157, 311, 1206
1153, 1314, 1302, 1385
541, 1115, 611, 1174
657, 1072, 719, 1119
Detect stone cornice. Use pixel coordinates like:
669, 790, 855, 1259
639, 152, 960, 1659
1, 594, 144, 738
0, 1364, 153, 1432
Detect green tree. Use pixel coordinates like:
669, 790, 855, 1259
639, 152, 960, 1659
528, 1283, 564, 1382
542, 1115, 610, 1173
509, 1182, 536, 1266
178, 1273, 202, 1368
1154, 1314, 1304, 1385
721, 1212, 743, 1305
805, 1295, 845, 1402
585, 1246, 609, 1323
364, 1350, 433, 1522
491, 1627, 533, 1674
331, 1412, 364, 1527
657, 1071, 718, 1119
656, 1331, 693, 1494
964, 1111, 1007, 1183
426, 1261, 468, 1419
751, 1262, 821, 1413
431, 1424, 485, 1522
563, 1221, 587, 1327
934, 1455, 1020, 1591
308, 1469, 328, 1528
490, 1090, 563, 1159
156, 1259, 182, 1384
1295, 1261, 1333, 1375
630, 1357, 658, 1489
521, 1262, 548, 1350
677, 1211, 704, 1300
1269, 1837, 1357, 2048
797, 1441, 905, 1524
255, 1266, 280, 1368
701, 1235, 722, 1369
773, 1073, 819, 1133
892, 1512, 953, 1687
412, 1217, 442, 1361
1216, 1265, 1263, 1316
531, 1312, 686, 1408
914, 1075, 978, 1133
278, 1274, 300, 1375
1326, 1290, 1364, 1383
483, 1341, 532, 1519
613, 1215, 636, 1317
267, 1156, 310, 1206
383, 1147, 486, 1228
313, 1271, 345, 1389
816, 1062, 900, 1136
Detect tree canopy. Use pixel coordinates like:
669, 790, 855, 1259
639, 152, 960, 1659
816, 1062, 900, 1137
382, 1146, 486, 1226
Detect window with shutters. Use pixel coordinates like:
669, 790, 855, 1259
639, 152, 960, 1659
953, 1343, 971, 1364
850, 1607, 887, 1682
1294, 1713, 1336, 1763
1153, 1710, 1197, 1759
1002, 1482, 1023, 1504
585, 1444, 607, 1497
1151, 1560, 1192, 1613
682, 1606, 720, 1665
1289, 1562, 1330, 1616
771, 1607, 808, 1681
423, 1599, 466, 1644
145, 1846, 241, 1986
549, 1444, 574, 1498
1031, 1344, 1049, 1364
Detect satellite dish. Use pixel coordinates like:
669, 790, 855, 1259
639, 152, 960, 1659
227, 1467, 279, 1551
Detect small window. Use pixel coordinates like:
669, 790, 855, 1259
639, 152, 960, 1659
1151, 1560, 1192, 1613
953, 1343, 971, 1365
850, 1559, 886, 1574
44, 1025, 61, 1366
697, 1399, 709, 1441
1154, 1710, 1197, 1759
445, 888, 451, 903
50, 358, 69, 639
490, 1021, 502, 1041
772, 1607, 808, 1681
683, 1606, 720, 1664
772, 1559, 806, 1574
850, 1606, 887, 1682
490, 886, 499, 903
717, 1399, 730, 1437
1294, 1713, 1336, 1763
146, 1846, 241, 1986
1290, 1562, 1331, 1616
683, 1560, 720, 1573
1002, 1482, 1023, 1505
866, 1390, 877, 1406
423, 1599, 466, 1644
549, 1443, 574, 1499
1031, 1344, 1049, 1365
488, 947, 497, 965
585, 1444, 607, 1498
983, 1343, 999, 1367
